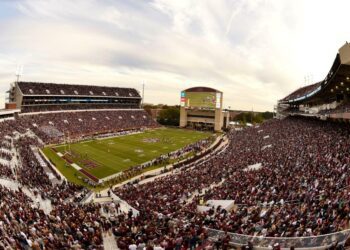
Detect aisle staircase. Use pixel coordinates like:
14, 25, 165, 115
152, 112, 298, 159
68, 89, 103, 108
103, 233, 119, 250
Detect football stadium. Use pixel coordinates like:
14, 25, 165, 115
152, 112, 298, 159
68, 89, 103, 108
2, 1, 350, 250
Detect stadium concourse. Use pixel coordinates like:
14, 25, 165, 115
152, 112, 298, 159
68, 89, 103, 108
2, 81, 350, 249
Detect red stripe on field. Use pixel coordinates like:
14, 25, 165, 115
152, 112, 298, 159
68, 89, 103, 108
79, 168, 99, 182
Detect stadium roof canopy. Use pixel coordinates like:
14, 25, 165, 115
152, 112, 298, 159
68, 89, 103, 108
279, 43, 350, 105
16, 81, 141, 98
184, 86, 222, 93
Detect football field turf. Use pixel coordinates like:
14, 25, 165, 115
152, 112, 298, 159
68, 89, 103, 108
42, 127, 211, 184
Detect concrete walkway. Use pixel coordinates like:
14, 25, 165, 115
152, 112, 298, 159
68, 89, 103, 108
103, 234, 119, 250
181, 177, 227, 204
32, 147, 62, 185
0, 178, 53, 214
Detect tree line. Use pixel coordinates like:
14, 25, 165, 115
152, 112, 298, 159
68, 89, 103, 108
144, 104, 274, 126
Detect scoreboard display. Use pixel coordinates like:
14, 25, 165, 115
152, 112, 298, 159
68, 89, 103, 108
181, 91, 221, 109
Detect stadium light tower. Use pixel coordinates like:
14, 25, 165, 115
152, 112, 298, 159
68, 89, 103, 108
15, 65, 23, 83
142, 81, 145, 107
303, 74, 313, 86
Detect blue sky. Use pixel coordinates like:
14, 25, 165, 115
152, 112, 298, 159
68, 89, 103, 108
1, 0, 350, 111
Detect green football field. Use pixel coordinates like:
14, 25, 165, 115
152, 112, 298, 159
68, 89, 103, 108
42, 128, 211, 186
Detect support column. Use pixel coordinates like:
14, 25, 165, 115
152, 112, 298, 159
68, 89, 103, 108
179, 107, 188, 128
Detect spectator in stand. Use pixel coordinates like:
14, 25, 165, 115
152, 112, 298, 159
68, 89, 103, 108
20, 109, 158, 143
0, 185, 104, 249
0, 107, 161, 249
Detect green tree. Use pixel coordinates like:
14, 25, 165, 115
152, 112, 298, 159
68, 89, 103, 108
157, 107, 180, 126
233, 111, 272, 125
261, 111, 274, 120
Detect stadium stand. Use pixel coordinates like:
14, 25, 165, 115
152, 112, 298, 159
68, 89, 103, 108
0, 81, 163, 249
20, 109, 159, 143
108, 44, 350, 248
112, 116, 350, 249
9, 81, 142, 112
276, 43, 350, 119
279, 81, 322, 103
3, 110, 350, 248
17, 82, 139, 97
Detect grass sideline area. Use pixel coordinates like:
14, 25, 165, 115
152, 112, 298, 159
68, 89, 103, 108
43, 127, 212, 188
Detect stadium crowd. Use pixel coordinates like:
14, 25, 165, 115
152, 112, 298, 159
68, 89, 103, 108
0, 108, 161, 249
320, 102, 350, 115
20, 109, 159, 143
0, 151, 12, 161
1, 91, 350, 248
21, 103, 140, 113
0, 185, 104, 249
114, 117, 350, 246
0, 163, 13, 179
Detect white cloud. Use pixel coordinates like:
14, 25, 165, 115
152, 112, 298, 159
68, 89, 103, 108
0, 0, 350, 111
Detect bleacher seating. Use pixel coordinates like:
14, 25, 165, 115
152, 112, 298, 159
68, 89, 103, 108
280, 82, 322, 102
12, 82, 142, 113
20, 109, 159, 143
0, 107, 160, 249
